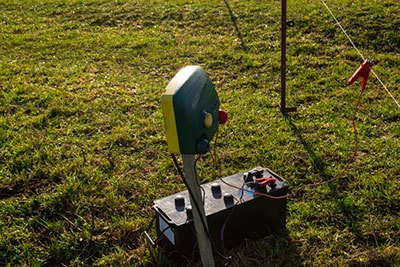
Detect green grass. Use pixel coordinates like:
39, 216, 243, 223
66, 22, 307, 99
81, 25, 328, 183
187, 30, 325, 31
0, 0, 399, 266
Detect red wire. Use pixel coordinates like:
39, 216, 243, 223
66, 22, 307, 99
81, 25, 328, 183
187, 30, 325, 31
212, 129, 222, 177
212, 128, 288, 199
214, 89, 364, 200
299, 89, 364, 189
219, 177, 289, 199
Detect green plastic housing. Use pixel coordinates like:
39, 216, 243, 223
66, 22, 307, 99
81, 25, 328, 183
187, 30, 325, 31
161, 66, 220, 154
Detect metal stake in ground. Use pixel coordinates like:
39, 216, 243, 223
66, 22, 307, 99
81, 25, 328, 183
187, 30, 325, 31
280, 0, 296, 114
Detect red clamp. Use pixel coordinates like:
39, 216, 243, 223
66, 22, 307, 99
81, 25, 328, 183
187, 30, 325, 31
348, 59, 373, 91
255, 177, 276, 187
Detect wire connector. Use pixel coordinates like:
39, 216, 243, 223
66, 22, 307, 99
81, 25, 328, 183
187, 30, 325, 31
348, 59, 373, 91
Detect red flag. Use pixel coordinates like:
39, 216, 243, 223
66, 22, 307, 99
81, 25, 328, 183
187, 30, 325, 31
348, 59, 373, 91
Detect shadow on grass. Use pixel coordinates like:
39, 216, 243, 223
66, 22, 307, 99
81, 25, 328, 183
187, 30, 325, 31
222, 0, 248, 51
150, 228, 301, 267
348, 254, 400, 267
284, 114, 331, 179
227, 229, 302, 267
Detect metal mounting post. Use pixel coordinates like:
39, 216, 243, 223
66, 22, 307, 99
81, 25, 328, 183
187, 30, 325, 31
181, 154, 215, 267
281, 0, 296, 114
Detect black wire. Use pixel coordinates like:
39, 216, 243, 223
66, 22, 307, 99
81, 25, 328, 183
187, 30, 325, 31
144, 224, 174, 265
143, 215, 159, 264
143, 215, 156, 249
172, 154, 212, 239
154, 225, 173, 244
144, 214, 173, 247
171, 154, 211, 238
194, 155, 206, 203
171, 154, 231, 261
145, 214, 156, 233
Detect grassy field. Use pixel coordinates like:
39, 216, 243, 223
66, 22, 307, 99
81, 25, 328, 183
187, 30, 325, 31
0, 0, 399, 266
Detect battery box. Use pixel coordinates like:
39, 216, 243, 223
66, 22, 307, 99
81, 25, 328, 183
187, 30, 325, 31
153, 167, 289, 257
